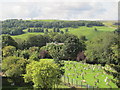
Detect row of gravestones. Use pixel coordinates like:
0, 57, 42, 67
65, 65, 103, 76
63, 75, 112, 88
65, 62, 102, 70
64, 63, 112, 88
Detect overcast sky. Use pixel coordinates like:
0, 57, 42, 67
0, 0, 118, 20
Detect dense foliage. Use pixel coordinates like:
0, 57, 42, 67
85, 32, 118, 65
23, 60, 62, 88
104, 32, 120, 87
2, 34, 18, 48
2, 56, 28, 77
62, 35, 82, 60
3, 46, 16, 57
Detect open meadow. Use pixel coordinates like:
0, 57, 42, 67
12, 24, 115, 40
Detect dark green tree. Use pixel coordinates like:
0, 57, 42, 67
3, 46, 16, 57
62, 35, 82, 60
85, 32, 118, 65
2, 34, 18, 48
65, 29, 68, 32
104, 33, 120, 88
60, 31, 64, 34
27, 35, 47, 48
94, 28, 98, 31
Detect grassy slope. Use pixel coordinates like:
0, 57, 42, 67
63, 61, 117, 88
12, 32, 44, 40
61, 26, 115, 39
12, 26, 115, 40
101, 20, 117, 29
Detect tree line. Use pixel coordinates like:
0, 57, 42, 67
27, 27, 68, 34
2, 19, 104, 35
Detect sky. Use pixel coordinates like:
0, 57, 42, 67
0, 0, 119, 20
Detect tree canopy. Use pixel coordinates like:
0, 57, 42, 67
85, 32, 118, 64
62, 35, 82, 60
2, 56, 28, 77
2, 34, 18, 48
23, 60, 62, 88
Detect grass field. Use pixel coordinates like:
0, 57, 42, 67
12, 32, 44, 40
61, 26, 115, 39
102, 20, 117, 29
40, 59, 118, 88
12, 26, 115, 40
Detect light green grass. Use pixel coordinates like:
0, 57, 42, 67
60, 26, 115, 39
40, 59, 54, 61
62, 61, 118, 88
12, 26, 115, 40
12, 32, 44, 40
40, 59, 118, 88
102, 21, 117, 29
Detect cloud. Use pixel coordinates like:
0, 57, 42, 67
0, 1, 118, 20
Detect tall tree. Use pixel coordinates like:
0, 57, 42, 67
85, 32, 118, 65
104, 32, 120, 88
2, 56, 28, 77
27, 35, 47, 48
3, 46, 16, 57
62, 35, 82, 60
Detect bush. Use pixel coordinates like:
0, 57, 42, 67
2, 56, 28, 77
3, 46, 16, 57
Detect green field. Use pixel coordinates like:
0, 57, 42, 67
12, 26, 115, 40
102, 20, 118, 29
12, 32, 44, 40
61, 26, 115, 39
62, 61, 117, 88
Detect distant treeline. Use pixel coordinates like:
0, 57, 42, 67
113, 22, 120, 25
2, 19, 104, 35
